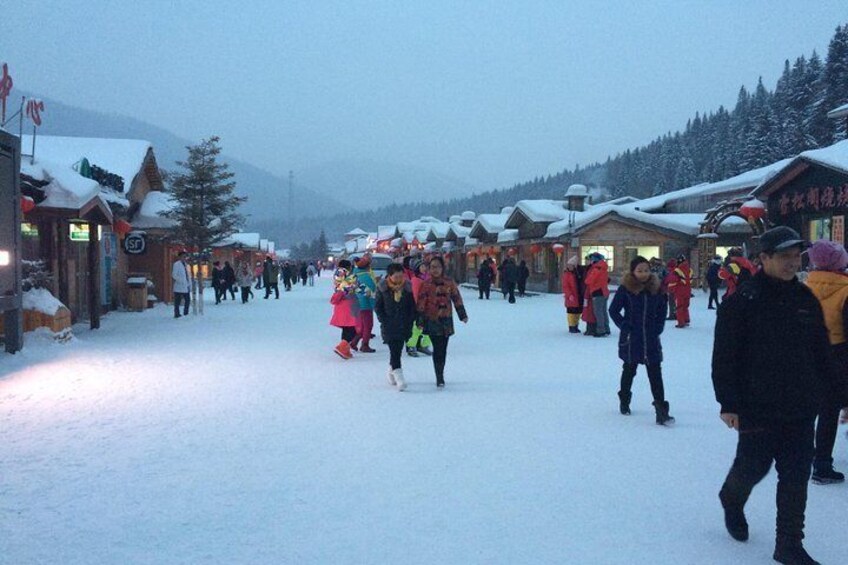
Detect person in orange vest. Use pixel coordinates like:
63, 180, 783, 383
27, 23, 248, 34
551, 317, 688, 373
667, 255, 693, 328
719, 247, 757, 299
804, 239, 848, 485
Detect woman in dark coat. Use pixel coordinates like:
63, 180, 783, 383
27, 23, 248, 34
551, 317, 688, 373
375, 263, 417, 391
517, 260, 530, 297
477, 259, 494, 299
609, 256, 674, 425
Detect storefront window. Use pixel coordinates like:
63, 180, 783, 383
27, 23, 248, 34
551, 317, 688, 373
624, 246, 660, 265
581, 245, 614, 271
809, 217, 832, 242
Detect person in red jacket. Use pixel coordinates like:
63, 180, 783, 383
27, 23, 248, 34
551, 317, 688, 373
562, 255, 584, 334
719, 248, 757, 299
584, 253, 611, 337
663, 259, 678, 320
667, 256, 693, 328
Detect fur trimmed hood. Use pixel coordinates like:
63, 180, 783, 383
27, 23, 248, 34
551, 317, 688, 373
621, 272, 661, 295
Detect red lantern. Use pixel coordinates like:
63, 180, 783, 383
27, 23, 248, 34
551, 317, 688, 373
507, 247, 517, 256
530, 243, 542, 254
113, 219, 133, 236
552, 243, 565, 255
21, 195, 35, 214
739, 198, 766, 221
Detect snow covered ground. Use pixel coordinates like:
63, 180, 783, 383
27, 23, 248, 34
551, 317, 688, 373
1, 277, 845, 564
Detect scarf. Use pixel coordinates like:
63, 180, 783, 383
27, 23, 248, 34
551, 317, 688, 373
386, 277, 405, 302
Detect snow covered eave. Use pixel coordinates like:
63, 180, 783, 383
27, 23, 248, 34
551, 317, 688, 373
32, 193, 114, 225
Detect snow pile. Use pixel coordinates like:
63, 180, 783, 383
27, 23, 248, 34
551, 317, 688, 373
21, 158, 102, 210
132, 190, 178, 229
21, 287, 64, 316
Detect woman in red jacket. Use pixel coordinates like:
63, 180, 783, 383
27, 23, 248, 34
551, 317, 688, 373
583, 253, 610, 337
666, 256, 692, 328
562, 255, 584, 334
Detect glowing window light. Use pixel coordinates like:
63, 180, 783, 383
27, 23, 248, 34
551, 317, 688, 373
0, 250, 9, 266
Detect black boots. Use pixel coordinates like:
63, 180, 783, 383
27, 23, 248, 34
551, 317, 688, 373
773, 483, 818, 564
618, 391, 632, 415
811, 461, 845, 485
718, 486, 749, 542
435, 363, 445, 388
653, 401, 675, 425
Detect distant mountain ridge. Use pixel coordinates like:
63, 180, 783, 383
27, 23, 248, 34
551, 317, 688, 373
18, 92, 348, 226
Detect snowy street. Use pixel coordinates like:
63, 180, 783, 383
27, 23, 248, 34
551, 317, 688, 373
1, 278, 845, 564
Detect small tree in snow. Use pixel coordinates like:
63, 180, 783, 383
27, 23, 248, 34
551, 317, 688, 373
163, 136, 246, 313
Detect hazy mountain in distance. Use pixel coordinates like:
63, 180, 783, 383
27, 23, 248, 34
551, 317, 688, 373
17, 92, 347, 225
295, 159, 479, 210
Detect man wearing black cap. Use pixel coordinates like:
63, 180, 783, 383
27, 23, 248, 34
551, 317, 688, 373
712, 226, 848, 565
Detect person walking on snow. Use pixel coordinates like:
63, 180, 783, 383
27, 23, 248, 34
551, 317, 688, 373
351, 254, 377, 353
211, 261, 225, 305
263, 257, 280, 299
712, 227, 848, 565
803, 239, 848, 485
609, 256, 674, 425
307, 262, 317, 286
237, 262, 254, 303
706, 255, 722, 310
222, 260, 236, 301
374, 263, 417, 392
517, 260, 530, 297
667, 255, 692, 327
584, 253, 610, 336
407, 259, 434, 356
662, 259, 677, 320
477, 258, 494, 299
330, 260, 361, 360
562, 255, 585, 334
503, 257, 519, 303
416, 256, 468, 387
254, 261, 264, 290
172, 251, 192, 318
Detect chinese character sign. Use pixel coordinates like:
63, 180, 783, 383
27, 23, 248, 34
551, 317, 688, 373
0, 63, 13, 124
834, 216, 845, 246
777, 185, 848, 216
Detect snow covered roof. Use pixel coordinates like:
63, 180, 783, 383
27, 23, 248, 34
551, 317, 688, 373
426, 223, 451, 240
505, 199, 569, 228
131, 190, 177, 229
546, 202, 708, 239
345, 228, 368, 236
345, 237, 369, 254
446, 224, 472, 240
469, 213, 509, 238
215, 232, 261, 248
828, 103, 848, 119
628, 158, 794, 213
795, 139, 848, 173
497, 229, 519, 243
460, 211, 476, 221
377, 225, 399, 241
448, 215, 462, 223
22, 135, 154, 198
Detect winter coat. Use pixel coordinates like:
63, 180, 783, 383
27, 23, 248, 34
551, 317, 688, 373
562, 268, 584, 313
211, 267, 225, 289
300, 264, 308, 278
667, 261, 692, 300
411, 274, 428, 303
805, 270, 848, 346
307, 265, 317, 276
237, 269, 254, 287
719, 257, 756, 298
374, 279, 416, 343
517, 263, 530, 284
223, 264, 236, 286
712, 270, 848, 420
172, 260, 191, 294
353, 267, 377, 310
330, 291, 360, 328
706, 262, 722, 288
503, 260, 519, 284
477, 262, 494, 287
263, 261, 279, 285
609, 273, 667, 365
417, 275, 467, 337
584, 260, 610, 298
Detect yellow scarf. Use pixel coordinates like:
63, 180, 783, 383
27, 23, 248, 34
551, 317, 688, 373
386, 277, 405, 302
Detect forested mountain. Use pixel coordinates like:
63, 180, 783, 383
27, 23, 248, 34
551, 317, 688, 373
274, 24, 848, 247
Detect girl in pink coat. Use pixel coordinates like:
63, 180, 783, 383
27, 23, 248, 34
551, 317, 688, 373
330, 259, 360, 359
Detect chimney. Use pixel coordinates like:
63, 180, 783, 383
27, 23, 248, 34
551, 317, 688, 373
565, 184, 589, 212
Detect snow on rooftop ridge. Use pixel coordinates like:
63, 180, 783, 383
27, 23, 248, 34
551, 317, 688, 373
798, 139, 848, 173
500, 206, 514, 215
346, 228, 368, 236
22, 135, 152, 194
474, 212, 509, 233
24, 158, 101, 210
132, 191, 178, 229
512, 199, 570, 223
449, 214, 462, 223
461, 211, 476, 220
627, 157, 794, 213
497, 229, 519, 243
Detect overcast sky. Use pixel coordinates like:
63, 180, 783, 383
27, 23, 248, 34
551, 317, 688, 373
3, 1, 848, 192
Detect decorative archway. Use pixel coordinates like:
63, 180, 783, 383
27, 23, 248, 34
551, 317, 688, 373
698, 198, 768, 280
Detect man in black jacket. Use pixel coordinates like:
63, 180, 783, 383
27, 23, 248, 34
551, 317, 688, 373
712, 226, 848, 565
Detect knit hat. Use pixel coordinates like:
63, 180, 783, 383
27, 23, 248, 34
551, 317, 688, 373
566, 255, 579, 267
807, 240, 848, 272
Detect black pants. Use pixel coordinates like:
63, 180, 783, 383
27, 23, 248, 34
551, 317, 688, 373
430, 335, 449, 383
506, 282, 516, 303
478, 283, 490, 299
620, 362, 665, 403
173, 292, 190, 317
341, 326, 357, 343
720, 417, 814, 545
265, 283, 279, 299
284, 278, 292, 291
708, 285, 720, 309
518, 281, 527, 296
240, 286, 251, 303
228, 285, 236, 300
214, 285, 223, 304
815, 401, 842, 467
388, 339, 404, 370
